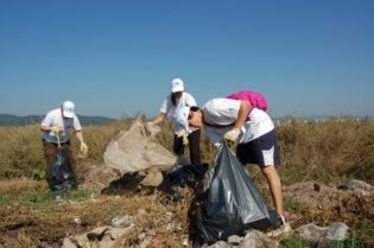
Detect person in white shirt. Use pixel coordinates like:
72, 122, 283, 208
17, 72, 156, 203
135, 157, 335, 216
148, 78, 201, 166
40, 100, 88, 184
188, 98, 288, 228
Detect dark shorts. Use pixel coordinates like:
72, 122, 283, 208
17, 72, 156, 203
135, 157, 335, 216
236, 130, 280, 167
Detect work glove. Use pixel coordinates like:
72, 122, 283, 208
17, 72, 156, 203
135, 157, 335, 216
176, 129, 189, 146
223, 128, 241, 143
146, 121, 161, 137
51, 126, 63, 135
80, 142, 88, 157
214, 142, 223, 149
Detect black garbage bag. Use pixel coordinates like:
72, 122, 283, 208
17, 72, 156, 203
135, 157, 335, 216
193, 143, 273, 245
166, 156, 208, 188
47, 148, 77, 192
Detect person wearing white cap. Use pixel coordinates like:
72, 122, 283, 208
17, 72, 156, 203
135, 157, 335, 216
40, 100, 88, 184
148, 78, 202, 167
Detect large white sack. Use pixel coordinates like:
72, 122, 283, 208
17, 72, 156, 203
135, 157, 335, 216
104, 118, 176, 175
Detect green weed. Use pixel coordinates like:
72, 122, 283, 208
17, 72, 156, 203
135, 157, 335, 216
31, 167, 45, 181
284, 198, 304, 214
0, 193, 10, 204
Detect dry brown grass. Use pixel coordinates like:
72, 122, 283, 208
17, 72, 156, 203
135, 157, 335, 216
0, 190, 193, 247
0, 120, 131, 179
277, 119, 374, 184
0, 118, 373, 186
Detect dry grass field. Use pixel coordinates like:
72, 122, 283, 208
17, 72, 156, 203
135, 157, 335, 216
0, 118, 373, 247
1, 118, 372, 184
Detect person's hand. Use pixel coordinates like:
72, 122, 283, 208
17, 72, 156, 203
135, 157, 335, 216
146, 121, 161, 137
80, 142, 88, 157
223, 128, 241, 143
51, 126, 63, 135
176, 129, 189, 145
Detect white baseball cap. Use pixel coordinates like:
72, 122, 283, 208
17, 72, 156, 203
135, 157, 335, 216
170, 78, 184, 93
62, 100, 75, 118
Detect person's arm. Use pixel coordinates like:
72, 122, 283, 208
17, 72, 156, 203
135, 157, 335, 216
151, 113, 166, 125
75, 130, 84, 143
72, 116, 88, 154
75, 130, 88, 156
40, 112, 61, 133
41, 125, 52, 132
223, 100, 251, 142
233, 100, 251, 129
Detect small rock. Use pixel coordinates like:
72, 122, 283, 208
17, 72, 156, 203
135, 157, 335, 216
297, 222, 349, 243
240, 229, 278, 248
227, 235, 242, 244
326, 222, 349, 241
73, 217, 82, 226
62, 237, 77, 248
140, 170, 164, 187
207, 240, 231, 248
111, 215, 134, 228
138, 232, 146, 240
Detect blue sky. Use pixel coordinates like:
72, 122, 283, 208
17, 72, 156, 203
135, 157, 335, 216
0, 0, 373, 118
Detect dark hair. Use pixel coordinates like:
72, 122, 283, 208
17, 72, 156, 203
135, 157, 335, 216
170, 91, 184, 106
170, 93, 176, 106
190, 106, 200, 112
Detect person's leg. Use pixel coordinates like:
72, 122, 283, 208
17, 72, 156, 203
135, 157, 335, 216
188, 129, 201, 165
43, 142, 57, 178
261, 165, 284, 217
173, 134, 185, 157
62, 143, 78, 179
237, 131, 285, 218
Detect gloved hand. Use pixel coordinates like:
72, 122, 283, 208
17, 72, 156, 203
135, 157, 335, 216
80, 142, 88, 156
223, 128, 241, 143
51, 126, 63, 135
146, 121, 161, 137
176, 129, 189, 145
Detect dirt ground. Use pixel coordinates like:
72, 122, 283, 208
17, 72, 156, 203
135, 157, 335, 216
0, 171, 373, 247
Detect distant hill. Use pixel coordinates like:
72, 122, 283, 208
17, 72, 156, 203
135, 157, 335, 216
0, 114, 117, 126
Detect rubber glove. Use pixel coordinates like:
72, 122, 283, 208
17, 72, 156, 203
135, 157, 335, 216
223, 128, 241, 143
51, 126, 63, 135
80, 142, 88, 156
146, 121, 161, 137
176, 129, 189, 145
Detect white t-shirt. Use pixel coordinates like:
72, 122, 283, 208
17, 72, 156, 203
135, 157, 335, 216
41, 108, 82, 143
160, 92, 197, 134
202, 98, 274, 146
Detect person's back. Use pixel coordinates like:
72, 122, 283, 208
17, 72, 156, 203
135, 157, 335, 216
201, 98, 274, 144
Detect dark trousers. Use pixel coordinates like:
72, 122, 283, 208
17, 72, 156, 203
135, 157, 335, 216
43, 141, 77, 179
173, 129, 202, 165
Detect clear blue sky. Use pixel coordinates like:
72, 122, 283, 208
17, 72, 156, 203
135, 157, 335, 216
1, 0, 373, 118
